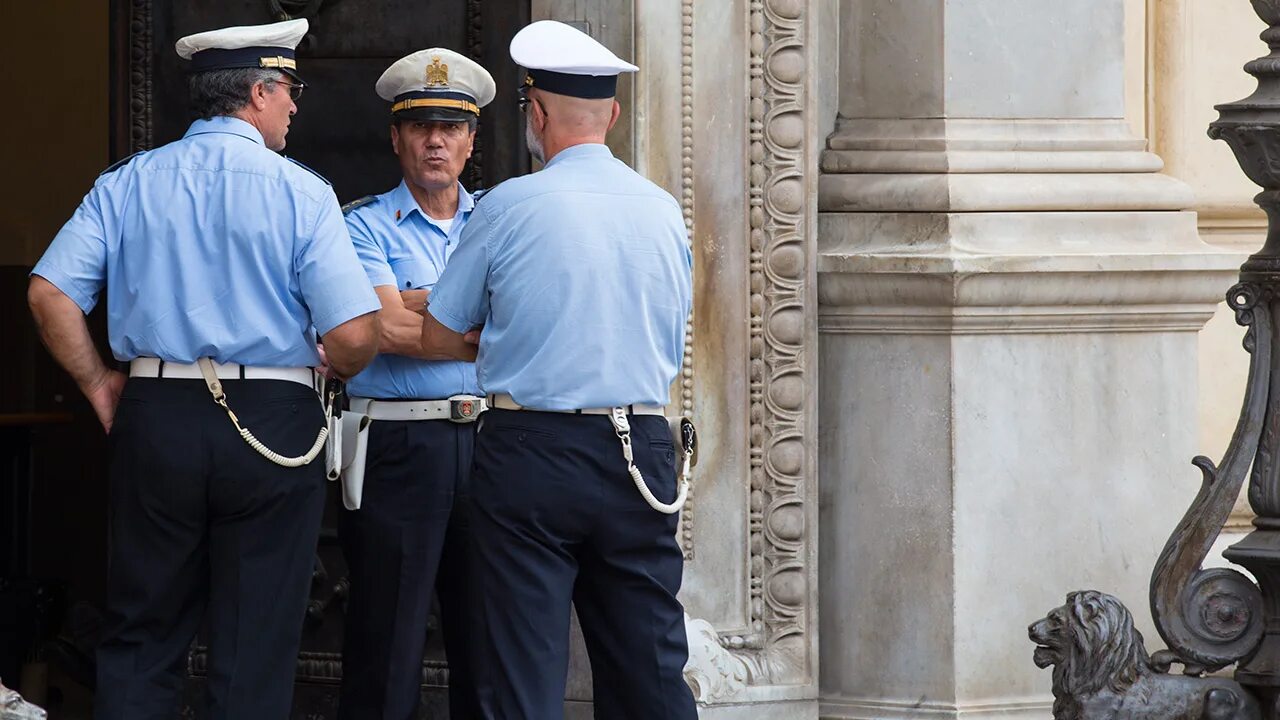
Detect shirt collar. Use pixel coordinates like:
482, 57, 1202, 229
544, 142, 613, 169
183, 116, 266, 146
391, 180, 474, 227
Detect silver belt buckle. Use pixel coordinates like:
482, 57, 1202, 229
448, 395, 484, 423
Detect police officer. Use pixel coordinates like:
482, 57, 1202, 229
335, 48, 493, 720
422, 20, 697, 720
26, 19, 381, 720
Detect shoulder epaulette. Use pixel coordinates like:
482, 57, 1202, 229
100, 151, 145, 177
471, 187, 489, 203
285, 156, 331, 186
341, 195, 378, 215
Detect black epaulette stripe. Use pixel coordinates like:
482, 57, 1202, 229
341, 195, 377, 215
100, 151, 144, 177
285, 156, 331, 186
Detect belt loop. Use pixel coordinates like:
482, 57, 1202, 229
157, 359, 165, 378
239, 364, 246, 380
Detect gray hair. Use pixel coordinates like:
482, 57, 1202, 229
189, 68, 283, 120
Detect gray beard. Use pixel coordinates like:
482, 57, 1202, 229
525, 119, 546, 165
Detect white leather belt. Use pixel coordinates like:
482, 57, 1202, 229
486, 393, 665, 416
350, 396, 486, 423
130, 358, 317, 389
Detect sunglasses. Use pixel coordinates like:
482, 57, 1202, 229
276, 80, 306, 101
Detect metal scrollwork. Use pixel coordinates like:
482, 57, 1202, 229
1148, 283, 1269, 672
267, 0, 327, 21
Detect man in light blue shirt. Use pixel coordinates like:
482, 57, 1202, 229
335, 48, 492, 720
26, 19, 380, 720
423, 21, 697, 720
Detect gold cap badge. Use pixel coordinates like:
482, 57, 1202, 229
425, 57, 449, 86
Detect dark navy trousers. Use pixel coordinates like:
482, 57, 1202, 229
95, 378, 328, 720
467, 409, 698, 720
338, 417, 478, 720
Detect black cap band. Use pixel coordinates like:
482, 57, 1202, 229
391, 89, 480, 122
524, 69, 617, 99
190, 47, 297, 74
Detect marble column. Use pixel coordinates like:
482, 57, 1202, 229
817, 1, 1240, 718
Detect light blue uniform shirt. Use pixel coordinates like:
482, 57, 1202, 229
344, 180, 481, 400
32, 116, 380, 367
429, 143, 692, 410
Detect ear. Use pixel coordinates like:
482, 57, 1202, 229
466, 130, 476, 159
606, 100, 621, 132
251, 80, 270, 111
390, 123, 402, 155
532, 98, 549, 132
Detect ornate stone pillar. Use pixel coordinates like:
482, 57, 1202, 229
817, 1, 1239, 718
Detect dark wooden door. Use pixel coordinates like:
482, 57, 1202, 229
109, 2, 530, 717
112, 0, 529, 198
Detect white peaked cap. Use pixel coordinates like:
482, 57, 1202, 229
375, 48, 497, 115
510, 20, 638, 77
175, 18, 308, 60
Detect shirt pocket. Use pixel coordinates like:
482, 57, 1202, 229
389, 258, 440, 291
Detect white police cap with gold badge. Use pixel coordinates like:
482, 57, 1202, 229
175, 19, 308, 83
510, 20, 638, 99
376, 48, 497, 123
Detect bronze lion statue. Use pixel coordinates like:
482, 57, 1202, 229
1029, 590, 1259, 720
0, 679, 46, 720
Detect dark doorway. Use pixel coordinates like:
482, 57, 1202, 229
111, 0, 530, 198
106, 1, 530, 717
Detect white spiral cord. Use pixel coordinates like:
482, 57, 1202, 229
237, 425, 328, 467
198, 358, 330, 468
609, 408, 690, 515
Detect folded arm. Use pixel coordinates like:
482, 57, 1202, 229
420, 306, 479, 362
374, 285, 475, 360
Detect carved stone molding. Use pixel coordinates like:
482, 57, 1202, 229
465, 0, 483, 188
678, 0, 696, 560
689, 0, 816, 698
129, 0, 153, 152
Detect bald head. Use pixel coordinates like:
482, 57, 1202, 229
525, 87, 621, 163
538, 90, 614, 133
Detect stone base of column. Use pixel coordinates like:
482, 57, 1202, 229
820, 697, 1052, 720
817, 116, 1240, 717
698, 700, 820, 720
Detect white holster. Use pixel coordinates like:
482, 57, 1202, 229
327, 410, 371, 510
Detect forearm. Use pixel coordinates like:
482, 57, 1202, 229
379, 304, 435, 358
321, 312, 381, 379
28, 277, 110, 394
420, 308, 478, 362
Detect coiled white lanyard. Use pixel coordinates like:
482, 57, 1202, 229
198, 358, 331, 467
607, 408, 691, 515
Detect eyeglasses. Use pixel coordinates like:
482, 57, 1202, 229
517, 89, 544, 116
276, 80, 306, 101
